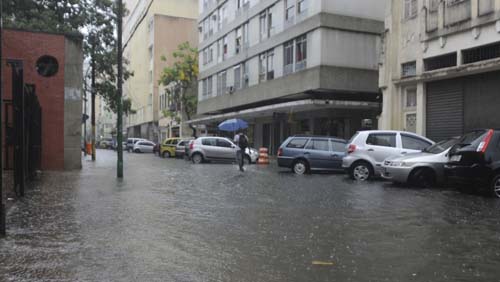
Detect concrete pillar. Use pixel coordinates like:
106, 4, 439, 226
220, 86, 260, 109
64, 37, 83, 170
416, 82, 426, 136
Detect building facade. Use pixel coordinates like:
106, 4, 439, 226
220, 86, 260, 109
193, 0, 386, 154
96, 95, 117, 141
2, 28, 83, 170
123, 0, 198, 142
380, 0, 500, 141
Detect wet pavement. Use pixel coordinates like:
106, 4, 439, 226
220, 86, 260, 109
1, 149, 500, 282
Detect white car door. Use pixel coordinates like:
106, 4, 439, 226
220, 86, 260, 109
365, 132, 399, 168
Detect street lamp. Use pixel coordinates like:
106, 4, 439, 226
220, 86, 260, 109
116, 0, 124, 178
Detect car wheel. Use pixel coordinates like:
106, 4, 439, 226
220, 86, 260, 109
192, 153, 203, 164
134, 149, 141, 153
350, 161, 373, 181
409, 168, 436, 188
163, 151, 171, 158
292, 160, 309, 175
490, 174, 500, 199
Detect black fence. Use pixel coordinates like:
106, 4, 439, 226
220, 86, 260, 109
5, 60, 42, 197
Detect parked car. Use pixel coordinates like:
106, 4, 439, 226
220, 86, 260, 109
133, 140, 156, 153
381, 136, 460, 187
445, 129, 500, 198
99, 138, 113, 149
126, 138, 145, 152
175, 139, 194, 159
160, 138, 181, 158
185, 139, 195, 160
277, 135, 346, 175
189, 137, 259, 164
342, 130, 434, 181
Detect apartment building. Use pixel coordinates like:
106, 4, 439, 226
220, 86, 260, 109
96, 95, 116, 141
192, 0, 386, 154
123, 0, 198, 142
380, 0, 500, 141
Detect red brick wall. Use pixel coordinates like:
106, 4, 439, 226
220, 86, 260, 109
2, 29, 66, 170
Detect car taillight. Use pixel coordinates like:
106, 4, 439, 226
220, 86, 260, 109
347, 144, 356, 154
189, 142, 194, 150
477, 129, 494, 153
277, 148, 283, 156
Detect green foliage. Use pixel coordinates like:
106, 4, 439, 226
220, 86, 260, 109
3, 0, 135, 116
159, 42, 199, 137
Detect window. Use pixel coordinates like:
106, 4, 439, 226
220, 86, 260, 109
217, 40, 222, 62
223, 36, 228, 59
296, 35, 307, 71
424, 53, 457, 71
405, 113, 417, 133
402, 61, 416, 77
203, 49, 208, 65
235, 27, 242, 54
216, 139, 232, 148
286, 0, 295, 22
462, 42, 500, 64
203, 20, 209, 40
405, 88, 417, 108
208, 14, 214, 36
331, 140, 346, 152
259, 12, 267, 40
234, 65, 241, 89
404, 0, 418, 19
366, 134, 397, 148
202, 138, 217, 146
202, 79, 208, 96
284, 40, 294, 75
305, 139, 329, 151
242, 22, 249, 47
259, 50, 275, 82
148, 46, 153, 61
267, 6, 274, 36
287, 138, 309, 149
149, 71, 153, 83
298, 0, 308, 14
217, 71, 227, 96
402, 134, 432, 150
208, 45, 214, 63
36, 56, 59, 77
207, 76, 213, 96
242, 61, 249, 88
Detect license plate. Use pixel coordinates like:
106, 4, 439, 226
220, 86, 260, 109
450, 155, 462, 162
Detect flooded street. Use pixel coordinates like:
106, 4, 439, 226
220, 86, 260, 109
1, 149, 500, 281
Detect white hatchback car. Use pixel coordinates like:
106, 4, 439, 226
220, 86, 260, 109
133, 140, 156, 153
342, 130, 434, 181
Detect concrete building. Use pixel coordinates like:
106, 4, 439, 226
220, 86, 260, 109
96, 95, 116, 141
123, 0, 198, 142
2, 28, 83, 170
192, 0, 386, 154
380, 0, 500, 141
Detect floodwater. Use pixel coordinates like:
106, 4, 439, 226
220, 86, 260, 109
1, 149, 500, 282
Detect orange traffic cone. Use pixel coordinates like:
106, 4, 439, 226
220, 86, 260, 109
257, 147, 270, 165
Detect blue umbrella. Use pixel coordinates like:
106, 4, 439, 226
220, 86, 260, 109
218, 118, 248, 132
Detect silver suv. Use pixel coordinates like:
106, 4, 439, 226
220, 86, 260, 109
189, 137, 259, 164
342, 130, 434, 181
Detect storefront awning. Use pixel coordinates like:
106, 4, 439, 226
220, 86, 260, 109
188, 99, 380, 125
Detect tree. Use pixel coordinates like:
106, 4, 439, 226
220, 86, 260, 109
159, 42, 199, 137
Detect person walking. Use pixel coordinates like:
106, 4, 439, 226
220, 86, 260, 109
235, 131, 249, 172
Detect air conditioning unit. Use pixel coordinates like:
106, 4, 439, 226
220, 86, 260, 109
227, 86, 234, 94
243, 74, 249, 82
212, 14, 217, 20
235, 46, 240, 54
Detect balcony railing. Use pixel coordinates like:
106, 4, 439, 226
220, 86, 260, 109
478, 0, 494, 16
445, 0, 471, 26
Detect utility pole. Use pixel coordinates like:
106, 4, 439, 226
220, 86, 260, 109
0, 0, 5, 237
91, 36, 96, 161
116, 0, 124, 178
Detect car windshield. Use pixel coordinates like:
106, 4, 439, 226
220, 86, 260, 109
423, 137, 460, 154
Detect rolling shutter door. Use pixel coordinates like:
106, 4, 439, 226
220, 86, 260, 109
426, 80, 464, 142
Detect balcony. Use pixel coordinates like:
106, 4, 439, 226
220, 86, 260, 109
445, 0, 471, 26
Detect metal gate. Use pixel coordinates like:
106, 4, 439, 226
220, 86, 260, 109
426, 79, 464, 142
5, 60, 42, 197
